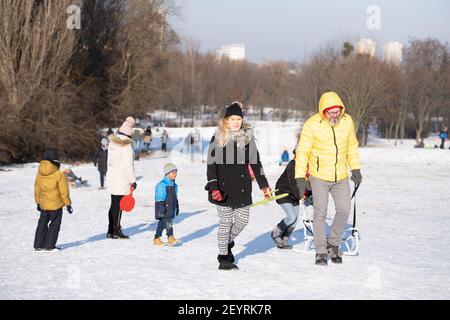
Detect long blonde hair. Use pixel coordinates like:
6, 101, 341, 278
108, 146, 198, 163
217, 117, 251, 147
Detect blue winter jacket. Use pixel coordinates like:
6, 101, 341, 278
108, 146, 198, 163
281, 151, 290, 162
155, 176, 179, 220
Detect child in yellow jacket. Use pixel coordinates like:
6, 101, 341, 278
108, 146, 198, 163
34, 149, 73, 252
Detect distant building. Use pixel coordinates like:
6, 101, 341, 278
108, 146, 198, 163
216, 44, 246, 61
356, 38, 376, 57
383, 41, 403, 66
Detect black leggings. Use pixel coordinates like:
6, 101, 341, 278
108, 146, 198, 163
108, 195, 124, 231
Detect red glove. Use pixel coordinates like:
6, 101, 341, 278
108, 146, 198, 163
262, 187, 272, 199
212, 190, 223, 201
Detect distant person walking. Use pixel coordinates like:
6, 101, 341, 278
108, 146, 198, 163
439, 126, 448, 149
144, 126, 153, 151
161, 129, 169, 152
93, 138, 108, 189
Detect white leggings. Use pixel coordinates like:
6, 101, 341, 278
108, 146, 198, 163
216, 205, 250, 255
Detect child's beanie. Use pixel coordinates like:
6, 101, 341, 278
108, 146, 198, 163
44, 148, 61, 167
164, 163, 178, 175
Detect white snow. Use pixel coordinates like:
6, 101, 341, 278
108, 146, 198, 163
1, 122, 449, 299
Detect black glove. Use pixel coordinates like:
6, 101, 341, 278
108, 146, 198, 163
296, 178, 306, 195
131, 182, 137, 190
351, 169, 362, 185
66, 205, 73, 214
37, 204, 42, 212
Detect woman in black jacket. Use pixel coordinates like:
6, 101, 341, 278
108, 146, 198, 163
206, 102, 271, 270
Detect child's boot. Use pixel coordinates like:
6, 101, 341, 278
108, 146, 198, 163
271, 221, 287, 248
280, 225, 295, 249
153, 237, 166, 246
168, 235, 179, 246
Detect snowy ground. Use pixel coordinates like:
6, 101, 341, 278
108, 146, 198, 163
1, 122, 450, 299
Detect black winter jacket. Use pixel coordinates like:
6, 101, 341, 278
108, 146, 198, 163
275, 159, 312, 206
275, 160, 300, 205
205, 134, 269, 208
93, 148, 108, 173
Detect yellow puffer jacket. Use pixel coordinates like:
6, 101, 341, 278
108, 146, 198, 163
295, 92, 361, 182
34, 161, 72, 210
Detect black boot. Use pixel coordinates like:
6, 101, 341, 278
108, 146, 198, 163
107, 226, 113, 239
315, 253, 328, 266
227, 241, 235, 263
280, 225, 295, 249
217, 254, 238, 270
272, 220, 288, 248
327, 243, 342, 264
112, 227, 129, 239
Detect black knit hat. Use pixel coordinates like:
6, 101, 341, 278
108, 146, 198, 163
224, 101, 243, 118
44, 148, 61, 167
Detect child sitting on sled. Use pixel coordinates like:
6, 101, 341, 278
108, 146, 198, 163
271, 149, 312, 249
63, 167, 88, 188
153, 163, 180, 246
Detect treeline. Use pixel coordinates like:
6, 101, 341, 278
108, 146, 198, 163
170, 39, 450, 147
1, 0, 449, 163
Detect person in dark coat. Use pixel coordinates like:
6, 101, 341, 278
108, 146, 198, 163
161, 129, 169, 151
439, 126, 448, 149
154, 163, 180, 246
205, 101, 271, 270
93, 138, 108, 189
144, 126, 153, 151
271, 150, 312, 249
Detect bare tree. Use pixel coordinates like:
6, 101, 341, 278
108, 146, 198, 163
404, 39, 448, 143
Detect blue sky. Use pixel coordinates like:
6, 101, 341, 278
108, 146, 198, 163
171, 0, 450, 62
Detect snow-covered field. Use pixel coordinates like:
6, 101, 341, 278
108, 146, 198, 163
1, 121, 449, 299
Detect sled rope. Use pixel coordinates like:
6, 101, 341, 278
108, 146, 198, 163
350, 182, 360, 236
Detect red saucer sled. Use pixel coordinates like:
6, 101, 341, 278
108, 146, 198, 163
120, 187, 135, 212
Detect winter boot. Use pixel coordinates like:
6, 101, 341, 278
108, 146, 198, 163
153, 237, 166, 246
315, 253, 328, 266
168, 235, 179, 246
227, 241, 235, 263
280, 225, 295, 249
106, 227, 113, 239
271, 225, 284, 248
280, 237, 293, 250
327, 243, 343, 264
112, 227, 129, 239
217, 254, 239, 270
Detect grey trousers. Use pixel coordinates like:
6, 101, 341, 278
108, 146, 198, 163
309, 175, 351, 254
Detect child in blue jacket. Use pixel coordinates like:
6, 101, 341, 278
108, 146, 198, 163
154, 163, 180, 246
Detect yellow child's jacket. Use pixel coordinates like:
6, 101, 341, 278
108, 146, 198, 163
34, 160, 72, 210
295, 92, 361, 182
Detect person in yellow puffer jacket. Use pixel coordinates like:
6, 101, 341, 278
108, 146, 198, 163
295, 92, 362, 266
33, 148, 72, 252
